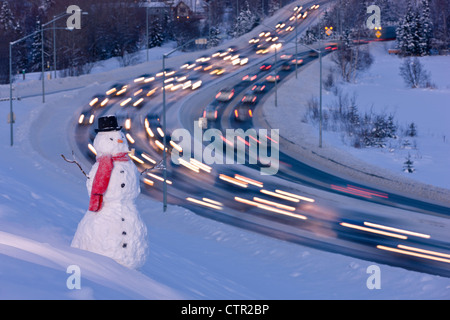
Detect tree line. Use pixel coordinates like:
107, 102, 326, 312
0, 0, 296, 84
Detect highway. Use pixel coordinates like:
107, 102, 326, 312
73, 1, 450, 277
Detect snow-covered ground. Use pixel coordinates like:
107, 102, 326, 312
1, 6, 449, 300
260, 41, 450, 205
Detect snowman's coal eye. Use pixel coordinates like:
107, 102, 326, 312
110, 138, 113, 141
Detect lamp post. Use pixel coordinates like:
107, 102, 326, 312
9, 30, 43, 146
161, 38, 197, 211
297, 40, 323, 148
41, 10, 88, 102
270, 42, 283, 107
146, 6, 149, 61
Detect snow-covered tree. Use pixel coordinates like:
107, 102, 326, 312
149, 18, 164, 48
397, 0, 433, 56
403, 153, 415, 173
399, 57, 430, 88
208, 26, 221, 48
406, 122, 418, 137
418, 0, 433, 55
232, 1, 257, 38
30, 18, 42, 72
0, 0, 19, 32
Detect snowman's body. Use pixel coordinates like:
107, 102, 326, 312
71, 129, 148, 269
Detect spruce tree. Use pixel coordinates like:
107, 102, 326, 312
403, 153, 415, 173
418, 0, 432, 55
30, 18, 42, 72
149, 18, 164, 48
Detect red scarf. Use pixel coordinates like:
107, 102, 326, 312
88, 152, 130, 212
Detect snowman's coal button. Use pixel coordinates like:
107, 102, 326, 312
121, 218, 125, 221
120, 170, 124, 173
122, 231, 127, 235
121, 183, 125, 188
122, 243, 127, 248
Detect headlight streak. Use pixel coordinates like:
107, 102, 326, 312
253, 197, 296, 211
275, 189, 315, 203
397, 245, 450, 259
340, 222, 407, 240
190, 158, 212, 173
141, 152, 156, 164
363, 222, 430, 239
88, 143, 97, 155
186, 197, 222, 210
128, 153, 144, 164
142, 178, 154, 186
219, 174, 248, 188
177, 158, 200, 173
234, 174, 263, 188
125, 133, 135, 144
261, 189, 299, 202
235, 197, 307, 220
377, 245, 450, 264
147, 172, 172, 185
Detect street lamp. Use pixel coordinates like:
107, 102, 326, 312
270, 42, 283, 107
41, 10, 88, 102
9, 30, 43, 146
161, 38, 197, 212
297, 40, 323, 148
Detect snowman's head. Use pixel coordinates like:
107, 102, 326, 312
93, 130, 130, 157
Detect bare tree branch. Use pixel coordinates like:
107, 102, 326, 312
61, 152, 89, 178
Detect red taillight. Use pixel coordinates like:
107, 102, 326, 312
216, 92, 221, 99
203, 110, 206, 117
214, 110, 218, 119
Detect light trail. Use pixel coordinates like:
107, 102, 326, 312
364, 222, 430, 239
340, 222, 407, 240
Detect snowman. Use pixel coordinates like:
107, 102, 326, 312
71, 115, 148, 269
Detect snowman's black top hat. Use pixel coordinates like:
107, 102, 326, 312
95, 115, 122, 133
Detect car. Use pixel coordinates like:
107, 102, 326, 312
196, 55, 211, 63
78, 111, 95, 125
182, 77, 202, 90
134, 73, 155, 84
291, 58, 304, 65
251, 82, 266, 93
215, 87, 235, 102
309, 50, 318, 57
106, 83, 127, 96
241, 91, 257, 104
203, 103, 219, 121
241, 74, 257, 82
249, 37, 260, 44
212, 50, 229, 58
265, 73, 280, 83
88, 94, 108, 107
180, 61, 196, 70
255, 45, 269, 54
144, 114, 172, 151
281, 62, 291, 70
210, 66, 226, 75
260, 63, 272, 71
275, 21, 286, 29
196, 62, 213, 72
234, 104, 253, 122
